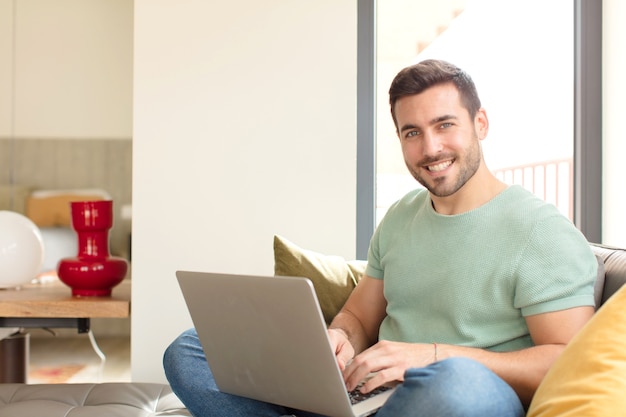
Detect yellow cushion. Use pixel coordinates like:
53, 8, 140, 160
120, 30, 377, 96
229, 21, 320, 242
527, 284, 626, 416
273, 235, 366, 324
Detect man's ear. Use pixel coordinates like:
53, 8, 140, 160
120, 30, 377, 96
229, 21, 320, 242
475, 107, 489, 140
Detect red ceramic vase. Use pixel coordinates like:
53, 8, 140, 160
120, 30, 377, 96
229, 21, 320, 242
57, 200, 128, 296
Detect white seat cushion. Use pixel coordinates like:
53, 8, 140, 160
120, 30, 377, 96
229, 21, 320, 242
0, 383, 190, 417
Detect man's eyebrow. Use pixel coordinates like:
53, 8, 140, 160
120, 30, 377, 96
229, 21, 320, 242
399, 114, 458, 133
430, 114, 458, 125
399, 123, 419, 133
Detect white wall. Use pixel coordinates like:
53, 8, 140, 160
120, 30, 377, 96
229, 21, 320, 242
132, 0, 358, 382
603, 0, 626, 248
0, 0, 132, 139
0, 0, 12, 134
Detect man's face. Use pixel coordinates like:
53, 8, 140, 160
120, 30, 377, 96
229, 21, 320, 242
394, 83, 487, 198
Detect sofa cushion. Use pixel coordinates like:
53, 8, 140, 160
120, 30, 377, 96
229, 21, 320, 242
592, 255, 605, 308
590, 243, 626, 304
273, 235, 366, 324
527, 284, 626, 416
0, 383, 191, 417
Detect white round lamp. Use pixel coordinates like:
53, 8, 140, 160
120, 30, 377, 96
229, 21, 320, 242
0, 211, 45, 288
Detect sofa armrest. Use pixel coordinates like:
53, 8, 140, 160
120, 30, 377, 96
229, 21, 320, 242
590, 243, 626, 305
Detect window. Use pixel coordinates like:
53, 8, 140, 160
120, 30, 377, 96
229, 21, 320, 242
356, 0, 602, 258
376, 0, 574, 222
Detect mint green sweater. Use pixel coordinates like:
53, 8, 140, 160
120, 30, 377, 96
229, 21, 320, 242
366, 185, 597, 352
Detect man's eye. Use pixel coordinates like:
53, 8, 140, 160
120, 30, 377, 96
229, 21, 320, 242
406, 131, 419, 138
440, 122, 452, 129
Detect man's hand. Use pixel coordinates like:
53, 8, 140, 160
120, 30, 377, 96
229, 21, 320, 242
328, 276, 387, 373
328, 328, 355, 371
336, 305, 594, 406
342, 340, 436, 393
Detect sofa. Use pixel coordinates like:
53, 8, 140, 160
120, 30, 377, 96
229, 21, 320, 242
273, 237, 626, 325
274, 237, 626, 416
0, 237, 624, 416
0, 383, 190, 417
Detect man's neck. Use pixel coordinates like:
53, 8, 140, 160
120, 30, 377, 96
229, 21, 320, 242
430, 168, 507, 215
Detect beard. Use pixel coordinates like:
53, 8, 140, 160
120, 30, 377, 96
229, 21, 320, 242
406, 136, 482, 198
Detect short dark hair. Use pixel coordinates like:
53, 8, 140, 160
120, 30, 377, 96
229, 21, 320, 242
388, 59, 481, 129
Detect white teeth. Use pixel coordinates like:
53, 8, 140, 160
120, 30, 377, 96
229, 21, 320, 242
427, 160, 452, 172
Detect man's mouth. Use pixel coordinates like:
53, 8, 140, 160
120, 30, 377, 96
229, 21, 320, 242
426, 159, 453, 172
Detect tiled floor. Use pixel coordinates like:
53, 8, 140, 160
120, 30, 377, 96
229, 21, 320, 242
28, 331, 131, 383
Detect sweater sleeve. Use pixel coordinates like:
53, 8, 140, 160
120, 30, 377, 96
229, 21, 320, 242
514, 213, 597, 316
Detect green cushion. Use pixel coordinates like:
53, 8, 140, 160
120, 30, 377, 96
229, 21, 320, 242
273, 235, 366, 324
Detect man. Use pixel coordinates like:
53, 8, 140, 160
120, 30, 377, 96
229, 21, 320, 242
163, 59, 597, 416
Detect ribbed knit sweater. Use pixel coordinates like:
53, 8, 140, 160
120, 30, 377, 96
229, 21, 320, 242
366, 185, 597, 351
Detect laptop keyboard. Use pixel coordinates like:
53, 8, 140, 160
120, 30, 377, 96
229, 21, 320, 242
348, 384, 392, 405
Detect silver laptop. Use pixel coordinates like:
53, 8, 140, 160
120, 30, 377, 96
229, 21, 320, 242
176, 271, 396, 417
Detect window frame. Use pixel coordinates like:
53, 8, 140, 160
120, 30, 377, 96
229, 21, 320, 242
356, 0, 603, 259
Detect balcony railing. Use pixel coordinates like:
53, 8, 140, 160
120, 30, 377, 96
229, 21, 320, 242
493, 158, 573, 220
376, 158, 574, 226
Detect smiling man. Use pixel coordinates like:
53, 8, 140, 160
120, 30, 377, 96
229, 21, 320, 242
328, 59, 597, 416
393, 62, 500, 211
163, 60, 598, 417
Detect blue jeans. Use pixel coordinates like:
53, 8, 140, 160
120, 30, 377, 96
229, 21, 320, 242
163, 328, 525, 417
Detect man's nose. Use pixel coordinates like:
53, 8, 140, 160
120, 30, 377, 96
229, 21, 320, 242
422, 132, 443, 155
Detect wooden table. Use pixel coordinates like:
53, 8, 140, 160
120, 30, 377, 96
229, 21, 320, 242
0, 278, 130, 324
0, 278, 130, 382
